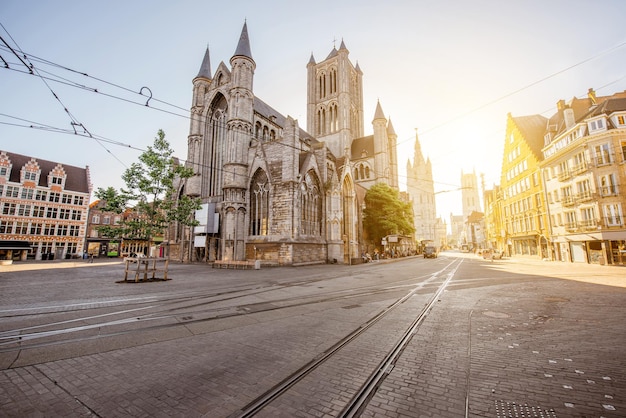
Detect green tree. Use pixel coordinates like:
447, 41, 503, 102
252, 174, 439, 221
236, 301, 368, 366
95, 130, 200, 252
362, 183, 415, 247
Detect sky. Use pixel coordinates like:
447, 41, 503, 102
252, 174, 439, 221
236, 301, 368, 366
1, 0, 625, 219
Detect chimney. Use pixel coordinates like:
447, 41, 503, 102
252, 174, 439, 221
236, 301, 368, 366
587, 88, 597, 105
557, 99, 566, 110
564, 107, 575, 130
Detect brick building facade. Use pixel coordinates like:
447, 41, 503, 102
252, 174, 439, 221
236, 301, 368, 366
0, 150, 91, 260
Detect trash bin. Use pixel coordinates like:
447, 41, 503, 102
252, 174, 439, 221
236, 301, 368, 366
254, 260, 261, 270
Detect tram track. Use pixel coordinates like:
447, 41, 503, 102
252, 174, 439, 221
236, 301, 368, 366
229, 257, 463, 417
0, 260, 449, 356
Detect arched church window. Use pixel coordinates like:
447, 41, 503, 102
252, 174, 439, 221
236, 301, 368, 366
250, 169, 270, 236
330, 68, 337, 94
255, 122, 262, 140
207, 94, 228, 196
354, 168, 359, 180
300, 171, 322, 236
270, 130, 276, 141
365, 166, 370, 178
262, 126, 269, 141
359, 164, 364, 179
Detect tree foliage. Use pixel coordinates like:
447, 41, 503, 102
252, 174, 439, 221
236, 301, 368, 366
94, 130, 200, 243
362, 183, 415, 247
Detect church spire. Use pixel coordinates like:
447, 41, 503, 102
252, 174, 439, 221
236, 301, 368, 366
373, 100, 386, 122
196, 46, 212, 79
233, 21, 253, 60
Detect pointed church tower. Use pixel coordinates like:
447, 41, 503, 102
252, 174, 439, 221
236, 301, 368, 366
387, 118, 399, 189
372, 100, 390, 185
222, 21, 256, 261
307, 40, 363, 157
406, 129, 437, 242
187, 47, 213, 197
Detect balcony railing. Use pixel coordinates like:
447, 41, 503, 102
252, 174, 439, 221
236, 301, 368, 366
571, 163, 588, 175
565, 222, 578, 232
576, 190, 593, 202
578, 219, 597, 230
562, 196, 576, 206
599, 186, 619, 197
558, 170, 571, 181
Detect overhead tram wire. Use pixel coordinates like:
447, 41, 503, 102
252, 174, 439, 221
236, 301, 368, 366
0, 21, 128, 169
392, 39, 626, 149
2, 27, 624, 189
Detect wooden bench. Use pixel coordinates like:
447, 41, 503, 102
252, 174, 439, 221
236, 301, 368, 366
212, 260, 257, 269
123, 257, 170, 282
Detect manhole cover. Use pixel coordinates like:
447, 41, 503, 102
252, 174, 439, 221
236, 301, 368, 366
495, 400, 557, 417
483, 310, 510, 319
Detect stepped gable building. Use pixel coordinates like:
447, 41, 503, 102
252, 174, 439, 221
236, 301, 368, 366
0, 150, 91, 261
500, 113, 550, 258
179, 22, 398, 266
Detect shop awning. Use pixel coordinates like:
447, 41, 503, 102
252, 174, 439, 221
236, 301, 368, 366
0, 240, 31, 250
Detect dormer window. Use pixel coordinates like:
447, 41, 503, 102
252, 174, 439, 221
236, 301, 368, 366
588, 117, 606, 132
52, 176, 63, 185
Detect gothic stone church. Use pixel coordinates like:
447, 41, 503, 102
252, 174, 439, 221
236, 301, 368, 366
180, 22, 398, 265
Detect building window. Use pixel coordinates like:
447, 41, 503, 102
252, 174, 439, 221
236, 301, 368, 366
598, 173, 618, 196
46, 207, 58, 218
604, 203, 623, 226
36, 190, 47, 201
103, 216, 110, 225
15, 221, 28, 234
250, 169, 270, 236
69, 225, 80, 236
594, 143, 611, 165
24, 171, 37, 181
21, 188, 34, 200
0, 167, 7, 176
49, 192, 60, 203
5, 186, 19, 198
62, 194, 72, 204
30, 223, 42, 235
59, 208, 71, 219
92, 214, 100, 224
17, 204, 31, 217
57, 224, 68, 236
0, 220, 13, 234
51, 176, 63, 185
300, 170, 322, 236
2, 202, 16, 215
43, 224, 53, 235
72, 210, 82, 220
33, 205, 45, 217
73, 196, 84, 205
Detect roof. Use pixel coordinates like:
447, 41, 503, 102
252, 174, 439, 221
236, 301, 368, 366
510, 114, 548, 160
373, 100, 386, 121
253, 96, 315, 142
196, 47, 212, 79
233, 22, 253, 60
351, 135, 374, 160
3, 150, 90, 193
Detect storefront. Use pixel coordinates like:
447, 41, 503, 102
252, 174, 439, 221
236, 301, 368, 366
0, 240, 31, 264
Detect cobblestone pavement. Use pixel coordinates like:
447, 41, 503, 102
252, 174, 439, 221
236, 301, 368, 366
0, 255, 624, 417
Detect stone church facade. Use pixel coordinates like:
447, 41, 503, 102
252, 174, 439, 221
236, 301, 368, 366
177, 22, 398, 266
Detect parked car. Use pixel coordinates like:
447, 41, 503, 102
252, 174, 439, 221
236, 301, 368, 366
482, 249, 503, 260
424, 246, 438, 258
